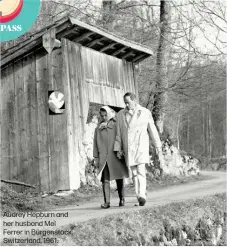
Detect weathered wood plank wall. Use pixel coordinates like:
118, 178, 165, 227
1, 49, 69, 192
81, 44, 136, 111
36, 51, 49, 192
1, 38, 138, 192
62, 39, 137, 189
62, 40, 81, 190
47, 49, 69, 192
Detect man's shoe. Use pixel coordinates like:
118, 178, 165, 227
101, 202, 110, 209
119, 198, 125, 207
138, 197, 146, 206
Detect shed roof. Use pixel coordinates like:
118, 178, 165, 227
1, 16, 153, 67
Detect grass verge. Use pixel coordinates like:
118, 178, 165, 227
56, 193, 227, 246
3, 193, 225, 246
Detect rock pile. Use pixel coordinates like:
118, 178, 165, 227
79, 115, 99, 186
147, 139, 200, 179
161, 139, 200, 176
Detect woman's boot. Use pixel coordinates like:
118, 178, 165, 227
101, 181, 110, 209
116, 179, 125, 206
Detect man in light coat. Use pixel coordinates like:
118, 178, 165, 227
114, 92, 165, 206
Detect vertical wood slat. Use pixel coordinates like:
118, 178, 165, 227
62, 39, 80, 190
46, 51, 54, 191
52, 48, 69, 190
71, 42, 89, 180
125, 62, 130, 92
127, 62, 132, 92
1, 67, 10, 180
107, 57, 115, 88
122, 60, 127, 94
68, 40, 79, 178
117, 59, 122, 89
26, 53, 39, 188
7, 64, 15, 181
26, 55, 33, 185
48, 48, 67, 191
127, 62, 133, 93
132, 62, 139, 100
36, 50, 50, 192
14, 59, 23, 183
21, 56, 30, 185
75, 44, 88, 133
70, 42, 81, 128
69, 41, 83, 187
33, 55, 40, 191
49, 50, 58, 191
125, 62, 131, 93
102, 53, 109, 87
130, 63, 136, 93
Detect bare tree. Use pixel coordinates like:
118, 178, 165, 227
150, 0, 171, 135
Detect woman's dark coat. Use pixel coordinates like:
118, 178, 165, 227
93, 119, 129, 181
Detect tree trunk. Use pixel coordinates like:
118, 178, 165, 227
152, 0, 171, 134
176, 109, 181, 150
187, 114, 190, 151
202, 104, 206, 156
131, 7, 137, 40
208, 101, 212, 159
206, 101, 210, 159
102, 0, 116, 29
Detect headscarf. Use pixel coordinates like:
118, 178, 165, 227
99, 105, 115, 129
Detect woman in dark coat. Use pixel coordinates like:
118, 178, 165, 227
93, 106, 129, 209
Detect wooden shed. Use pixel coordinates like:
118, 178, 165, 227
1, 16, 153, 192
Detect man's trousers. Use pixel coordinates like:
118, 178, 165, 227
130, 164, 146, 199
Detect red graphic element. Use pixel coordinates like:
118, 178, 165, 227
0, 0, 23, 23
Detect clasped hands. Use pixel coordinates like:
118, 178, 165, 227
93, 150, 124, 166
116, 150, 124, 160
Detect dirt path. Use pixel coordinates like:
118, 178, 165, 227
1, 171, 226, 235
